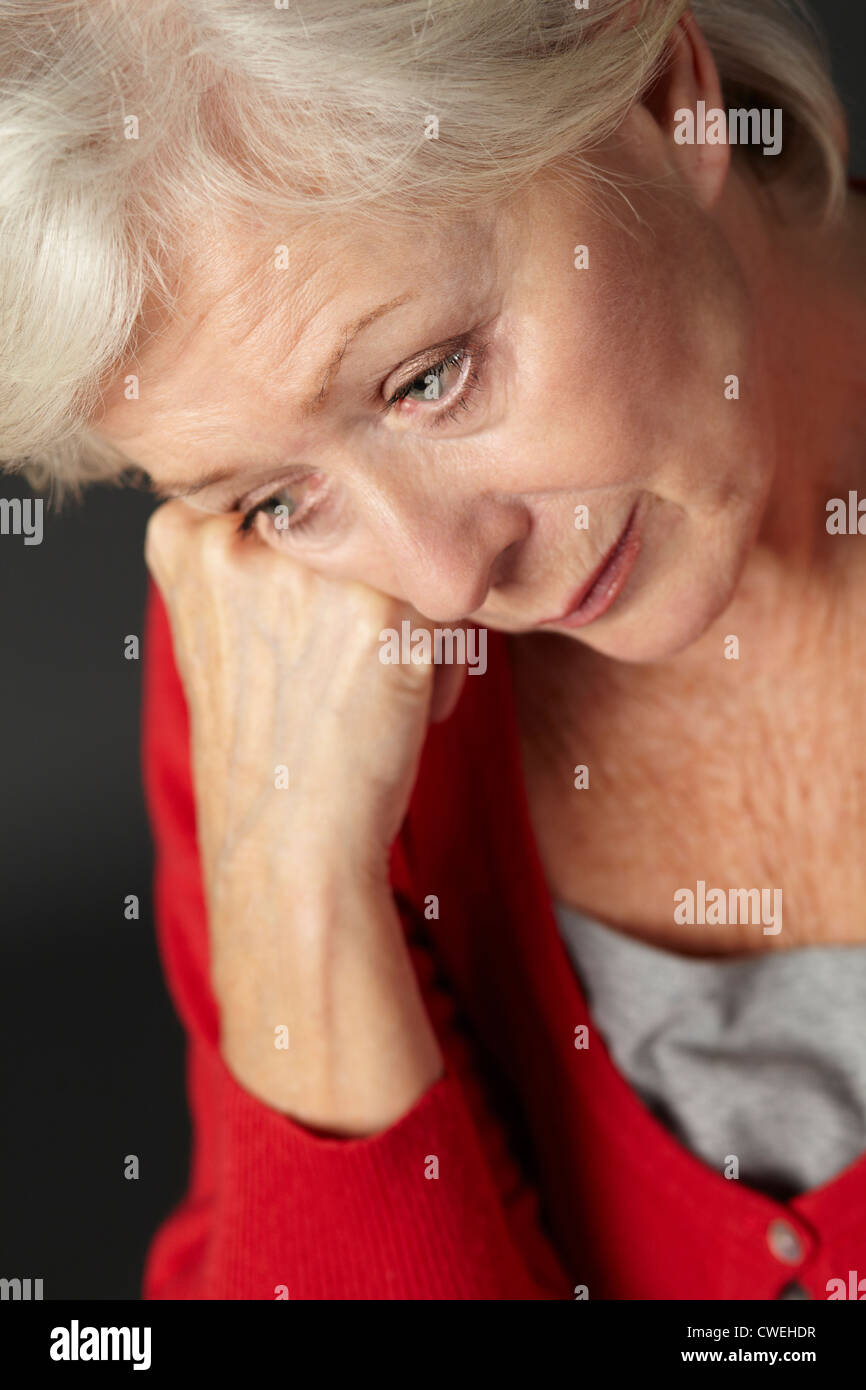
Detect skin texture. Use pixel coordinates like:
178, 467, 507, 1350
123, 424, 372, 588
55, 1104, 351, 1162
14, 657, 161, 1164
95, 16, 866, 1126
144, 506, 447, 1128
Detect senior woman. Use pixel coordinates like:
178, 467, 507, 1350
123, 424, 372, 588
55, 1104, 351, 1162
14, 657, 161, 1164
3, 0, 865, 1300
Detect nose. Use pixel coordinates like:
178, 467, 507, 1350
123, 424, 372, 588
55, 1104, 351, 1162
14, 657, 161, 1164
374, 494, 529, 623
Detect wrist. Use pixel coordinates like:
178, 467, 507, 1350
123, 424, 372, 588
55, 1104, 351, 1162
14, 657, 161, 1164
202, 820, 394, 916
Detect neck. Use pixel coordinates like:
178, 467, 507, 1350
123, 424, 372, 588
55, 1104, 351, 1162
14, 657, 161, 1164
736, 175, 866, 568
675, 173, 866, 674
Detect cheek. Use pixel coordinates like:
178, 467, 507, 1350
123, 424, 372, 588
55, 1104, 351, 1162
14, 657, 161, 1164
277, 518, 414, 601
505, 211, 772, 516
608, 227, 773, 513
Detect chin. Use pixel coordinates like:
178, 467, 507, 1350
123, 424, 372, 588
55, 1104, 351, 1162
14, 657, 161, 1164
567, 566, 747, 665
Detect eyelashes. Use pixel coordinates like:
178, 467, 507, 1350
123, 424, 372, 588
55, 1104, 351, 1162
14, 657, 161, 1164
236, 481, 321, 540
382, 338, 486, 428
236, 333, 488, 541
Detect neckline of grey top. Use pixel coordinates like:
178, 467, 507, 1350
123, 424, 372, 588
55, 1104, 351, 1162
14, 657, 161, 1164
554, 901, 866, 1200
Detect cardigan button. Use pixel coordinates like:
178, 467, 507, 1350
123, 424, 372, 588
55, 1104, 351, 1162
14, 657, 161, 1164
778, 1281, 811, 1299
767, 1218, 805, 1265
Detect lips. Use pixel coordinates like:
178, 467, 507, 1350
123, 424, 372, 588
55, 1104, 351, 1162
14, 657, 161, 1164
539, 504, 641, 630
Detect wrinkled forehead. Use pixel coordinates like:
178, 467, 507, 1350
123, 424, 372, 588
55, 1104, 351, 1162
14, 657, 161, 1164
108, 213, 368, 388
96, 202, 497, 445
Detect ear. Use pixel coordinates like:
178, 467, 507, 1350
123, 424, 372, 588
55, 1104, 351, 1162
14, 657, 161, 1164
637, 9, 729, 209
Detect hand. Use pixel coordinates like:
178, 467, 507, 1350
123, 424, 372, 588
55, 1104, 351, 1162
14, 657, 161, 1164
145, 501, 463, 1131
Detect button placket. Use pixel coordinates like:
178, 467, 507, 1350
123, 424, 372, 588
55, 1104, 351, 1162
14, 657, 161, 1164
767, 1217, 808, 1266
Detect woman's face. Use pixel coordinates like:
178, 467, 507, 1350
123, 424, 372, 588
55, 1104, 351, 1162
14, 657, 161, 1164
97, 110, 775, 663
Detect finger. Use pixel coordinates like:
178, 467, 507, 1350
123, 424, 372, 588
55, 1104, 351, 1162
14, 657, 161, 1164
429, 658, 468, 724
144, 499, 236, 589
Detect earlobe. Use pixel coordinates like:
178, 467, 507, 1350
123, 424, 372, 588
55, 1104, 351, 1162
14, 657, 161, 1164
640, 10, 730, 210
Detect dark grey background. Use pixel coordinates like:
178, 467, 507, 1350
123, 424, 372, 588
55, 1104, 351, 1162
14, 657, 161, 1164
0, 2, 863, 1300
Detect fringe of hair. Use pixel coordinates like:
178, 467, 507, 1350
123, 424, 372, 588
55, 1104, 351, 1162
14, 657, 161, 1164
0, 0, 848, 498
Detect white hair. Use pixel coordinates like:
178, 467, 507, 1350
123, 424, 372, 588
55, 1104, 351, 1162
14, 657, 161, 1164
0, 0, 848, 497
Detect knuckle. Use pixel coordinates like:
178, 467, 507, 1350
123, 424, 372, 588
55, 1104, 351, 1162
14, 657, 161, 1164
143, 519, 166, 582
198, 519, 228, 570
145, 502, 239, 589
386, 646, 436, 697
144, 499, 187, 573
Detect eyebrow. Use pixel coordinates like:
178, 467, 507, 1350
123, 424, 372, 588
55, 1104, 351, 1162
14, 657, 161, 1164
147, 292, 415, 500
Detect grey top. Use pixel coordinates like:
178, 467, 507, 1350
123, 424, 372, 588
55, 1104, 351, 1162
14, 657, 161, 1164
554, 902, 866, 1199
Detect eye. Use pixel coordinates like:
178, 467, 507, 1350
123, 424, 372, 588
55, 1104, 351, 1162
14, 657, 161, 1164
383, 337, 487, 429
236, 476, 324, 540
389, 350, 467, 405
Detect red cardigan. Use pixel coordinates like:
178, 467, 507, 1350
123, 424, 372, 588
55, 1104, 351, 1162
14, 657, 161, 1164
140, 580, 866, 1299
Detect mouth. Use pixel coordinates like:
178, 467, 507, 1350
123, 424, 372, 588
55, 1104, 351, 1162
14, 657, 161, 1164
538, 503, 641, 630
